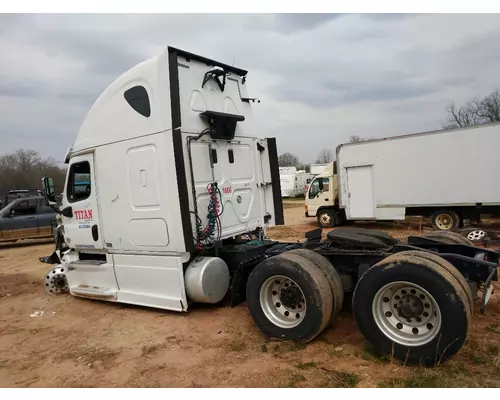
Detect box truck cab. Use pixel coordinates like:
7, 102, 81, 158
305, 161, 342, 227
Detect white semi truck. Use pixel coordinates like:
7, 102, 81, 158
40, 46, 498, 367
306, 122, 500, 231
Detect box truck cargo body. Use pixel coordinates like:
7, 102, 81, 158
310, 163, 328, 176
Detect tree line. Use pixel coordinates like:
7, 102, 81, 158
445, 89, 500, 129
3, 90, 498, 187
0, 149, 67, 194
279, 89, 500, 168
278, 135, 370, 168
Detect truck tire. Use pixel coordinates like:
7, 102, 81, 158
317, 209, 337, 228
285, 249, 344, 323
327, 227, 398, 247
431, 209, 461, 231
246, 253, 333, 343
326, 227, 397, 250
352, 253, 471, 366
423, 231, 473, 246
389, 250, 474, 315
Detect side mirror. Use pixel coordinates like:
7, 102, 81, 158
42, 177, 57, 205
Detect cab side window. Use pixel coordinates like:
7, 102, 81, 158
322, 178, 330, 192
308, 179, 321, 199
67, 161, 91, 203
308, 178, 330, 199
10, 199, 37, 216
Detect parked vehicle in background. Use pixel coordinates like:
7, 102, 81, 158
0, 188, 42, 210
309, 163, 328, 176
279, 167, 313, 198
305, 161, 340, 227
0, 196, 58, 242
306, 121, 500, 230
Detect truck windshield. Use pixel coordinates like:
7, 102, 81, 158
308, 178, 329, 199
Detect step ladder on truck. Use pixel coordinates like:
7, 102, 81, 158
40, 46, 498, 367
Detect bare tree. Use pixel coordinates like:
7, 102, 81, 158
297, 164, 311, 173
348, 135, 372, 143
315, 148, 334, 164
278, 152, 300, 167
475, 90, 500, 123
445, 102, 481, 128
0, 149, 67, 194
445, 90, 500, 129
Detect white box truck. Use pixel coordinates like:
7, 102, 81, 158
279, 167, 313, 198
39, 47, 499, 366
306, 122, 500, 230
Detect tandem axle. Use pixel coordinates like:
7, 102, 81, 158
42, 227, 498, 367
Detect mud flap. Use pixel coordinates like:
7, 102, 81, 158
230, 255, 267, 307
39, 251, 61, 265
480, 267, 497, 314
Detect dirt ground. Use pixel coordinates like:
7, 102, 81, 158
1, 200, 500, 388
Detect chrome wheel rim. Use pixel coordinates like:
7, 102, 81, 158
372, 281, 442, 346
435, 214, 454, 230
467, 229, 486, 241
320, 213, 331, 226
44, 266, 69, 295
259, 275, 307, 328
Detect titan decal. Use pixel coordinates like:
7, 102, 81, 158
74, 210, 93, 220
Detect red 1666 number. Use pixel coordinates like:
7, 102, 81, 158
222, 186, 232, 194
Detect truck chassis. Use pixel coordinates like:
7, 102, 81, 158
42, 226, 498, 367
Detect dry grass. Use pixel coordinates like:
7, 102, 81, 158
141, 342, 169, 356
295, 361, 317, 370
227, 340, 247, 352
377, 338, 500, 388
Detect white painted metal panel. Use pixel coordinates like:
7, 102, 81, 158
346, 166, 375, 219
94, 133, 185, 253
114, 254, 187, 311
176, 54, 274, 238
62, 152, 104, 250
338, 122, 500, 211
187, 138, 263, 238
65, 253, 118, 300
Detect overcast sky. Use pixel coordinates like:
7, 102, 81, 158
1, 13, 500, 164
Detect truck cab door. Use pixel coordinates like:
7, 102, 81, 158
36, 198, 57, 238
62, 153, 104, 250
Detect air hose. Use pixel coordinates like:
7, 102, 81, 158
195, 182, 223, 251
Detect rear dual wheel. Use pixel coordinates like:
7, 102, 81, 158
353, 251, 471, 366
422, 230, 473, 246
286, 249, 344, 323
246, 251, 343, 342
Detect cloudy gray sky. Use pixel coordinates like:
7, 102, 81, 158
1, 13, 500, 164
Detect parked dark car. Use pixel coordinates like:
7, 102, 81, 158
0, 196, 57, 242
0, 188, 42, 210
